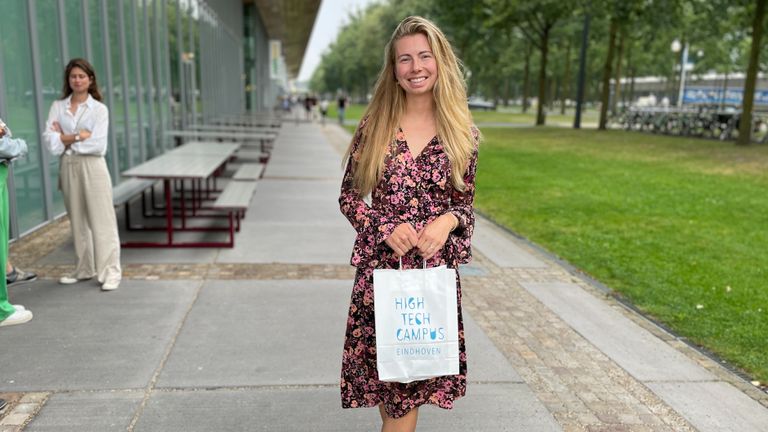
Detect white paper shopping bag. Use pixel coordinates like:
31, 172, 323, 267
373, 263, 460, 383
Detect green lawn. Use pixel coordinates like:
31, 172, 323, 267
475, 127, 768, 382
329, 103, 598, 126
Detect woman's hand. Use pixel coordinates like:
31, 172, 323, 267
385, 223, 419, 257
416, 213, 457, 259
78, 129, 92, 140
51, 121, 62, 133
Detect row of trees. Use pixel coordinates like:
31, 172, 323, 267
310, 0, 766, 144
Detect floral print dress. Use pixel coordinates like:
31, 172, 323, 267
339, 118, 479, 418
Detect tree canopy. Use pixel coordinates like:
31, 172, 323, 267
309, 0, 765, 139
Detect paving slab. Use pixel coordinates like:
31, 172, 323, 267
157, 279, 521, 389
156, 279, 350, 388
648, 381, 768, 432
0, 280, 198, 391
263, 161, 342, 180
215, 222, 354, 264
521, 282, 713, 382
248, 178, 340, 201
134, 384, 561, 431
270, 144, 341, 159
37, 240, 218, 265
472, 217, 547, 268
246, 198, 343, 224
268, 149, 340, 164
25, 391, 143, 432
462, 311, 522, 383
245, 182, 344, 224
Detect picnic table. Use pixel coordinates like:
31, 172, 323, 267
121, 142, 242, 248
165, 129, 274, 153
186, 123, 279, 136
209, 116, 282, 128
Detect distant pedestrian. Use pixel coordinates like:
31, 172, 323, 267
304, 95, 313, 121
0, 118, 33, 327
319, 99, 329, 125
43, 58, 122, 291
338, 16, 479, 431
337, 94, 348, 126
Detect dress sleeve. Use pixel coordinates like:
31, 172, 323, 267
447, 127, 479, 264
339, 119, 398, 266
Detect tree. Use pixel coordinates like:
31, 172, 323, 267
598, 16, 618, 130
487, 0, 572, 125
737, 0, 766, 145
597, 0, 644, 130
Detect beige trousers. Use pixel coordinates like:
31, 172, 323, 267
59, 154, 121, 284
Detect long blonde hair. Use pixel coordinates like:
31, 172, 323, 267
344, 16, 476, 197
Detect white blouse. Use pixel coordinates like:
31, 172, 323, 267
43, 94, 109, 156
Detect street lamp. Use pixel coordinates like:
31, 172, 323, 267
670, 39, 689, 108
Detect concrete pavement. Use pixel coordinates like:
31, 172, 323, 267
0, 121, 766, 431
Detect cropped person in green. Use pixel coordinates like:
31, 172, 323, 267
0, 118, 33, 327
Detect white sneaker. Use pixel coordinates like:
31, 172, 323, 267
12, 304, 25, 311
59, 276, 92, 285
0, 309, 33, 327
101, 280, 120, 291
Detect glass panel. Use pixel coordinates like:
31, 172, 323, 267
65, 0, 86, 59
0, 1, 46, 233
124, 0, 141, 167
107, 0, 128, 173
168, 0, 183, 129
189, 0, 200, 122
159, 0, 173, 149
137, 0, 155, 158
36, 0, 66, 216
88, 0, 115, 177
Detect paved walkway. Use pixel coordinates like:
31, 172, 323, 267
0, 122, 766, 431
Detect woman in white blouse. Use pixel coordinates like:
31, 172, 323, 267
43, 58, 121, 291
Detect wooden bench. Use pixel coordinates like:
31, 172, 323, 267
113, 178, 157, 230
232, 163, 265, 181
211, 180, 257, 247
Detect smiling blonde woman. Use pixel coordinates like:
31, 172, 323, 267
339, 16, 479, 432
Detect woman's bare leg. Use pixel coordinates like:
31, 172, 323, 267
379, 405, 418, 432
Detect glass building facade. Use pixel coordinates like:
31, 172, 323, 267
0, 0, 278, 239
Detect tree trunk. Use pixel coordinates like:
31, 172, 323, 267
674, 42, 686, 105
720, 70, 729, 111
561, 39, 571, 115
612, 28, 625, 114
737, 0, 766, 145
549, 76, 556, 110
536, 25, 550, 126
522, 43, 532, 113
599, 17, 618, 130
626, 44, 634, 106
574, 12, 591, 129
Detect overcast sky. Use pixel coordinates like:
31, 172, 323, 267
297, 0, 379, 82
